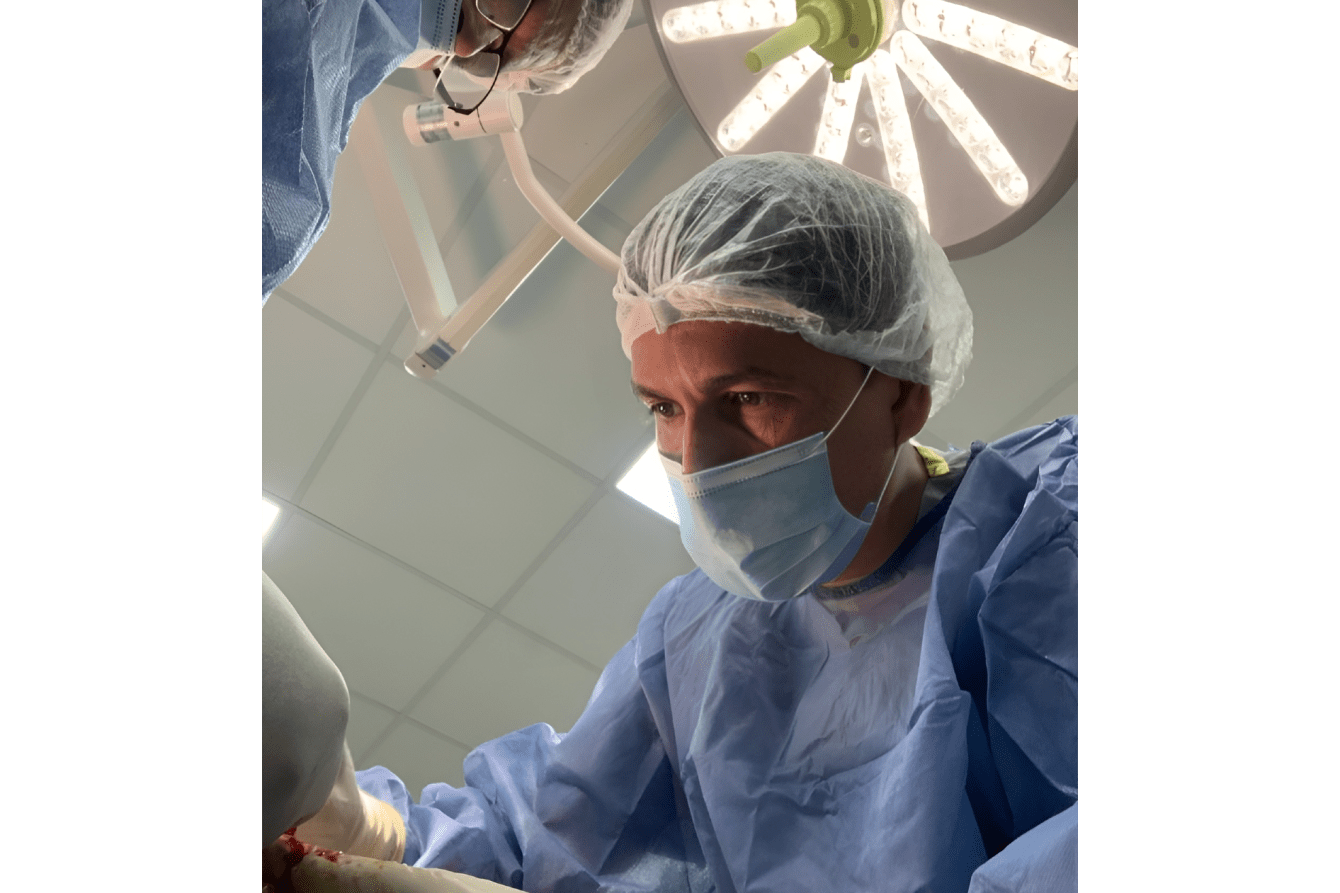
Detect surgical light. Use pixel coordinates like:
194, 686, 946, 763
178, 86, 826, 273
899, 0, 1077, 91
890, 31, 1027, 207
814, 68, 866, 162
662, 0, 797, 42
718, 48, 827, 151
648, 0, 1078, 258
617, 442, 681, 525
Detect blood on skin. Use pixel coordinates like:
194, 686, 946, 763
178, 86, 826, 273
282, 831, 343, 863
266, 830, 344, 893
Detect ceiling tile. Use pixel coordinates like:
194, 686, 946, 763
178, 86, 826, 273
433, 210, 652, 481
596, 107, 717, 232
363, 79, 502, 250
1009, 375, 1078, 435
362, 719, 472, 794
391, 315, 420, 360
263, 298, 376, 500
503, 490, 697, 667
347, 692, 400, 765
299, 364, 598, 605
523, 25, 671, 184
441, 154, 569, 299
409, 621, 600, 749
925, 184, 1078, 449
275, 151, 406, 347
263, 512, 488, 709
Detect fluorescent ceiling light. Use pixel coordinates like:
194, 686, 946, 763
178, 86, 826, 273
617, 442, 680, 525
262, 498, 281, 538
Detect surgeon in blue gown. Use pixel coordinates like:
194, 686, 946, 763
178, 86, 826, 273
278, 153, 1078, 892
262, 0, 633, 299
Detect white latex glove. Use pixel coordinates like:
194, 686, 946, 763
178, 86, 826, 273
294, 743, 406, 863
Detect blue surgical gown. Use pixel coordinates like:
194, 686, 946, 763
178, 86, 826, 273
358, 417, 1078, 892
263, 0, 420, 299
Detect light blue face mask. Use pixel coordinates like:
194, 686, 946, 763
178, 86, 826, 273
421, 0, 467, 55
660, 370, 897, 602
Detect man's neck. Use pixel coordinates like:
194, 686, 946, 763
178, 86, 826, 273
822, 443, 930, 588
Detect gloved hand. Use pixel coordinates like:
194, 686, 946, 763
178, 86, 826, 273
293, 742, 407, 863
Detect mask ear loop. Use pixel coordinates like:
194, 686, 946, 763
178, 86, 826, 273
816, 365, 877, 449
816, 366, 900, 523
860, 440, 903, 522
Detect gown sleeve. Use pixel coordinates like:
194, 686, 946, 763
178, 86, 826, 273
979, 418, 1077, 838
355, 584, 697, 890
967, 803, 1077, 893
936, 418, 1078, 888
262, 0, 420, 299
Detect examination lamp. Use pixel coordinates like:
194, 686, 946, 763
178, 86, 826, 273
395, 84, 624, 380
646, 0, 1078, 258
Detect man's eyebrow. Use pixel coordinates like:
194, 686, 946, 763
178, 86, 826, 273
631, 381, 664, 402
630, 367, 797, 403
702, 367, 797, 390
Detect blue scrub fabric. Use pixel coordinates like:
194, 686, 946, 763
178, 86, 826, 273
358, 417, 1078, 892
263, 0, 419, 300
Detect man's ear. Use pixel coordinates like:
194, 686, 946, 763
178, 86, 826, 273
891, 380, 932, 444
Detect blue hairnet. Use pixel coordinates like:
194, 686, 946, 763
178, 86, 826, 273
614, 153, 973, 415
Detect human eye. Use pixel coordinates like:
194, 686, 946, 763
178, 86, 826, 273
646, 401, 677, 418
727, 391, 767, 407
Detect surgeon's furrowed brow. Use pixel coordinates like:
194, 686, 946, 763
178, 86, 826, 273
631, 382, 667, 404
631, 368, 796, 405
699, 368, 797, 392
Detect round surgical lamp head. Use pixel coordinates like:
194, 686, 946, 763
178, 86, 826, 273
646, 0, 1077, 259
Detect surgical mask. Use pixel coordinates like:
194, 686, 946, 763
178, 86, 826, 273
421, 0, 467, 55
661, 368, 897, 602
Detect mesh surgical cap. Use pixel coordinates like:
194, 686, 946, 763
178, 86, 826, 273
613, 153, 973, 416
496, 0, 634, 94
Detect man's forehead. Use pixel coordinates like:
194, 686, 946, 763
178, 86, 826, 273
629, 322, 848, 395
630, 364, 800, 399
631, 320, 809, 359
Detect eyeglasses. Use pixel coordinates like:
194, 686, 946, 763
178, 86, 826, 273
434, 0, 535, 114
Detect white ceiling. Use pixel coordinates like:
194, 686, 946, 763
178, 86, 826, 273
262, 18, 1076, 797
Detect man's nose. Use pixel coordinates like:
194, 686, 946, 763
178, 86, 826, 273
679, 418, 736, 475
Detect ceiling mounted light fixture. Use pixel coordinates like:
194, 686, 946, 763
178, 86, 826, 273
262, 498, 281, 538
617, 442, 681, 525
646, 0, 1077, 258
